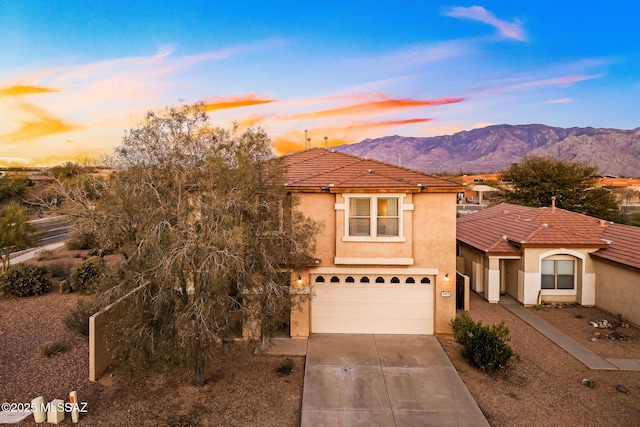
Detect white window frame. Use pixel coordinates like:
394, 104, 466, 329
540, 257, 577, 292
339, 194, 408, 242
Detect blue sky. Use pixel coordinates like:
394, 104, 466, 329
1, 1, 639, 165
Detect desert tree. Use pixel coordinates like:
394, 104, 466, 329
0, 174, 30, 205
0, 201, 41, 273
495, 155, 622, 222
50, 103, 319, 385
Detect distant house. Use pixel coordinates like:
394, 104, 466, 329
282, 148, 464, 336
456, 202, 640, 326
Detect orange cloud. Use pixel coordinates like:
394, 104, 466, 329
283, 96, 464, 121
364, 118, 433, 128
0, 101, 82, 144
0, 84, 58, 97
203, 94, 275, 111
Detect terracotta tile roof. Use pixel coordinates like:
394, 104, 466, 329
592, 223, 640, 270
281, 148, 463, 192
457, 203, 640, 270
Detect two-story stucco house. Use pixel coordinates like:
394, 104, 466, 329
282, 148, 464, 336
457, 202, 640, 327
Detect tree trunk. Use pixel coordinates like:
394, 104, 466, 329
195, 351, 206, 386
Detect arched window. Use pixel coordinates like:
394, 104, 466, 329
375, 276, 385, 283
330, 276, 340, 283
346, 276, 355, 283
406, 277, 415, 284
391, 277, 400, 284
315, 276, 325, 283
360, 276, 370, 283
421, 277, 431, 284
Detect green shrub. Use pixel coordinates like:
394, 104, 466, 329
70, 256, 105, 294
451, 312, 514, 373
39, 341, 67, 358
66, 232, 96, 250
0, 264, 51, 297
65, 300, 99, 336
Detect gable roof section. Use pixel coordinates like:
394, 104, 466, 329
458, 203, 640, 270
281, 148, 463, 192
592, 223, 640, 270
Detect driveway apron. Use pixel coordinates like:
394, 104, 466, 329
301, 334, 489, 427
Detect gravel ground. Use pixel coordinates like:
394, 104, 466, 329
439, 291, 640, 427
0, 248, 304, 426
3, 245, 640, 426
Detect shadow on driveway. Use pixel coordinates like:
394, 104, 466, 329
301, 334, 489, 427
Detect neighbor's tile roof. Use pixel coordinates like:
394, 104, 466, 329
281, 148, 463, 192
458, 203, 640, 270
592, 223, 640, 270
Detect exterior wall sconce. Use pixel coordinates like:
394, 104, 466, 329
297, 275, 303, 286
441, 273, 452, 298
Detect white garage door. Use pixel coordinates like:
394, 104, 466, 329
311, 280, 434, 334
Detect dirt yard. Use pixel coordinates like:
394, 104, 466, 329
440, 291, 640, 427
2, 244, 640, 426
0, 247, 304, 426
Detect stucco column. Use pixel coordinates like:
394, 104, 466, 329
289, 272, 310, 337
484, 256, 501, 303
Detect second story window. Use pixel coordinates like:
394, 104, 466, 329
347, 196, 401, 238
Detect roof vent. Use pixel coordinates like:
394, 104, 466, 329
417, 183, 423, 188
368, 169, 373, 173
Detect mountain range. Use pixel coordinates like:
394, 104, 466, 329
334, 124, 640, 177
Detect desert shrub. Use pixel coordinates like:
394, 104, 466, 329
0, 264, 51, 297
66, 232, 96, 250
39, 341, 67, 358
65, 300, 100, 336
48, 261, 71, 279
276, 358, 295, 376
34, 248, 54, 261
451, 312, 514, 373
70, 256, 105, 293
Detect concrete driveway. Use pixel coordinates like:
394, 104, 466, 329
301, 334, 489, 427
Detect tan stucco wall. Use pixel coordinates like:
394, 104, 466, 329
89, 284, 146, 381
522, 247, 597, 306
456, 244, 602, 306
414, 193, 458, 333
292, 190, 459, 335
594, 261, 640, 327
457, 244, 484, 293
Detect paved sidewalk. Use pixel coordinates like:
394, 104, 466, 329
9, 242, 65, 265
500, 295, 640, 371
301, 334, 489, 427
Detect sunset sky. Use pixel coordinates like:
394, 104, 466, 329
1, 1, 639, 166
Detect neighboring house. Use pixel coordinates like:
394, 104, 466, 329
456, 202, 640, 327
282, 148, 464, 336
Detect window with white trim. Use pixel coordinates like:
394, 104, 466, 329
541, 259, 575, 290
347, 196, 400, 238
